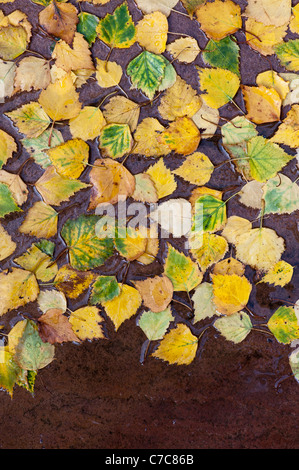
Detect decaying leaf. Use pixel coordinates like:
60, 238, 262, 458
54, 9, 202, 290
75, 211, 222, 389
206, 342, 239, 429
39, 1, 79, 44
133, 275, 173, 313
39, 309, 79, 344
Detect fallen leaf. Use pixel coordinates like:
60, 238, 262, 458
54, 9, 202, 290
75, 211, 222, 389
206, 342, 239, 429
39, 309, 79, 344
132, 173, 158, 203
244, 0, 291, 27
133, 275, 173, 313
103, 96, 140, 132
136, 11, 168, 54
88, 158, 135, 208
193, 194, 226, 233
89, 275, 120, 304
212, 258, 245, 277
0, 26, 28, 60
14, 57, 51, 94
14, 241, 57, 282
35, 166, 90, 206
150, 198, 191, 238
54, 265, 96, 300
135, 0, 178, 16
268, 306, 299, 344
146, 159, 177, 199
77, 11, 99, 45
197, 67, 240, 109
102, 284, 142, 331
164, 243, 203, 292
189, 232, 228, 272
0, 59, 16, 99
0, 182, 21, 218
275, 39, 299, 72
212, 273, 252, 316
0, 268, 39, 316
37, 289, 67, 313
271, 105, 299, 148
52, 33, 95, 72
5, 102, 51, 138
203, 36, 240, 76
262, 174, 299, 215
195, 0, 242, 40
0, 223, 16, 261
258, 261, 293, 287
222, 216, 252, 245
39, 1, 79, 44
61, 214, 114, 271
0, 170, 28, 206
127, 51, 167, 100
69, 106, 106, 141
21, 129, 63, 169
214, 311, 252, 343
158, 76, 202, 121
173, 152, 214, 186
95, 59, 123, 88
45, 138, 89, 179
192, 282, 218, 323
245, 18, 288, 56
133, 118, 169, 157
242, 85, 281, 125
0, 347, 21, 397
96, 2, 136, 49
159, 117, 201, 155
166, 37, 200, 63
152, 324, 198, 365
99, 123, 132, 159
19, 201, 58, 238
138, 307, 173, 341
238, 181, 264, 210
235, 227, 285, 272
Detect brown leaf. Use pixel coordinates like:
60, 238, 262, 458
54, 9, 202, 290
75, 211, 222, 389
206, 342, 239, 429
39, 1, 79, 45
38, 308, 79, 344
133, 275, 173, 313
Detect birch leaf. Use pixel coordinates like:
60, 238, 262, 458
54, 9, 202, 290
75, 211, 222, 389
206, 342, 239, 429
38, 309, 79, 344
102, 284, 142, 331
166, 37, 200, 63
262, 174, 299, 215
0, 268, 39, 316
45, 138, 89, 179
173, 152, 213, 186
268, 306, 299, 345
52, 33, 95, 73
245, 18, 288, 56
5, 102, 51, 138
69, 307, 105, 341
21, 129, 63, 169
146, 159, 177, 199
0, 182, 21, 218
197, 67, 240, 109
271, 105, 299, 148
214, 311, 252, 343
0, 170, 28, 206
96, 59, 123, 88
96, 2, 135, 49
242, 85, 281, 125
159, 117, 201, 155
54, 265, 96, 300
212, 274, 252, 316
127, 51, 166, 100
192, 282, 218, 323
0, 26, 28, 60
102, 96, 140, 132
133, 275, 173, 313
158, 76, 202, 121
35, 166, 90, 206
0, 223, 16, 261
99, 124, 132, 159
133, 118, 169, 157
152, 324, 198, 365
39, 1, 79, 44
259, 261, 293, 287
195, 0, 242, 40
164, 243, 203, 292
190, 232, 228, 273
203, 36, 240, 76
136, 12, 168, 54
244, 0, 291, 27
19, 201, 58, 239
138, 307, 173, 341
69, 107, 106, 141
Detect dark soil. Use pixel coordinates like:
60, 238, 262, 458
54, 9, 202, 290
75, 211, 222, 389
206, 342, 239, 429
0, 0, 298, 449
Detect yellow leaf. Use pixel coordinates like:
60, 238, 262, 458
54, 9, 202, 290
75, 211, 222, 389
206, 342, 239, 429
96, 59, 122, 88
173, 152, 213, 186
159, 117, 201, 155
133, 275, 173, 313
256, 70, 289, 100
245, 18, 288, 56
14, 57, 51, 94
0, 347, 20, 397
146, 158, 177, 199
52, 33, 95, 72
189, 187, 223, 212
259, 261, 293, 287
102, 284, 142, 331
5, 102, 51, 138
135, 0, 178, 17
2, 10, 32, 42
189, 232, 228, 272
88, 158, 135, 208
54, 265, 96, 300
136, 12, 168, 54
39, 74, 82, 121
35, 166, 90, 206
136, 227, 159, 265
195, 0, 242, 40
0, 268, 39, 316
244, 0, 291, 27
0, 170, 28, 206
103, 96, 140, 132
212, 273, 252, 316
114, 226, 147, 261
14, 244, 58, 283
197, 67, 240, 109
166, 37, 200, 63
0, 25, 28, 60
235, 227, 285, 272
290, 3, 299, 34
69, 106, 106, 141
152, 324, 198, 365
8, 320, 27, 355
0, 223, 16, 261
69, 306, 105, 341
242, 85, 281, 125
271, 104, 299, 148
0, 59, 16, 99
19, 201, 58, 239
45, 138, 89, 178
133, 118, 169, 157
222, 216, 252, 245
158, 76, 202, 121
212, 258, 245, 277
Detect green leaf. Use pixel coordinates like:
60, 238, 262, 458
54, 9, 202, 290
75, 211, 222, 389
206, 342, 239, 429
157, 57, 177, 92
35, 239, 55, 258
17, 369, 37, 395
96, 2, 136, 49
263, 174, 299, 215
0, 182, 21, 218
181, 0, 206, 16
246, 136, 293, 182
61, 214, 115, 271
89, 276, 120, 304
14, 320, 55, 371
268, 306, 299, 344
77, 12, 99, 45
192, 282, 218, 323
275, 39, 299, 72
22, 129, 64, 169
164, 243, 203, 292
193, 195, 227, 233
138, 307, 174, 341
0, 347, 21, 397
221, 116, 258, 179
99, 124, 132, 159
214, 311, 253, 344
127, 51, 167, 99
203, 36, 240, 76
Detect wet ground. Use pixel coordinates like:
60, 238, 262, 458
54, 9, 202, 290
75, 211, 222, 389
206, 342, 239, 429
0, 0, 298, 449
